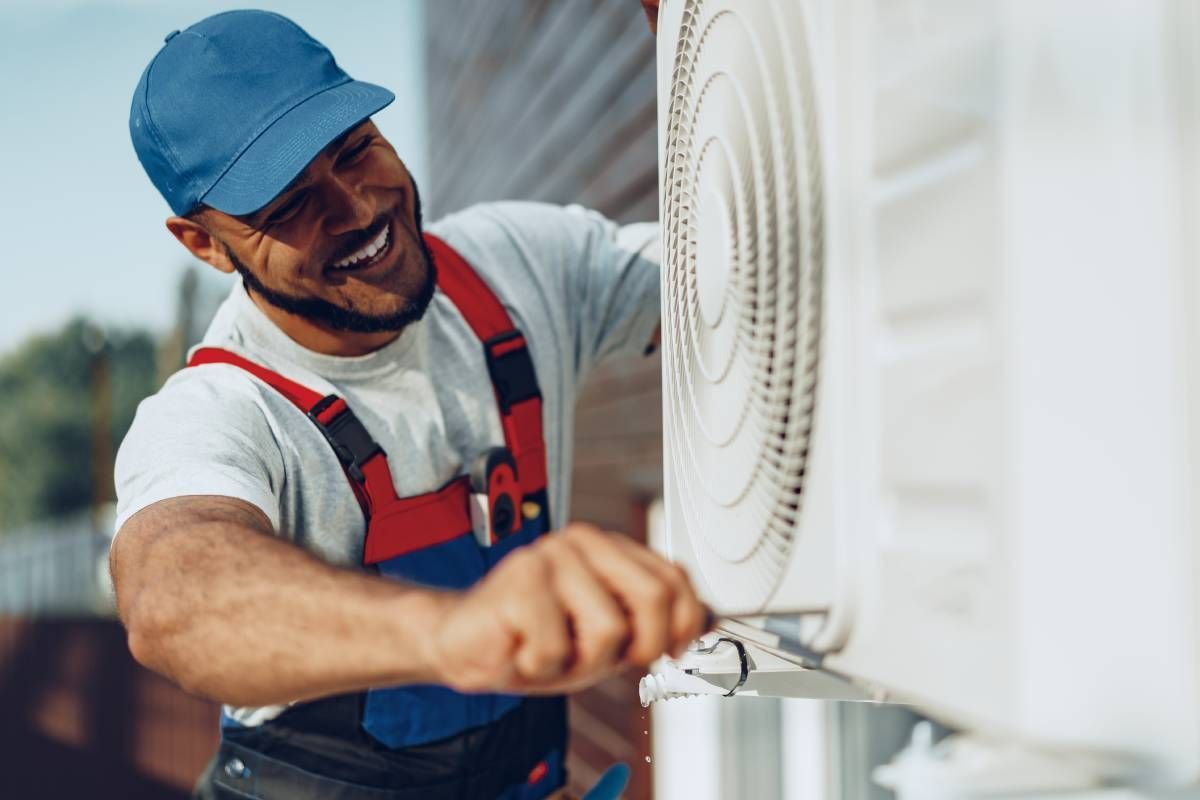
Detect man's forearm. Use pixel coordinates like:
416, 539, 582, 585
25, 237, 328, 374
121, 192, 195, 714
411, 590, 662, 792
112, 496, 449, 707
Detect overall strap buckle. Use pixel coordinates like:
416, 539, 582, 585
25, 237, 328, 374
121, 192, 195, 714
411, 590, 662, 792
307, 394, 384, 483
484, 331, 541, 413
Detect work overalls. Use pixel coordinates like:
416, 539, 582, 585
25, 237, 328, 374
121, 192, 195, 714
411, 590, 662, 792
189, 234, 567, 800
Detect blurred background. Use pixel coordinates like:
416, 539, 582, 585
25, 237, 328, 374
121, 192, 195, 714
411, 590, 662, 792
0, 1, 915, 797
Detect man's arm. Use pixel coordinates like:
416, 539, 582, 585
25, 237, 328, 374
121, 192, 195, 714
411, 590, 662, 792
112, 494, 710, 707
111, 495, 447, 706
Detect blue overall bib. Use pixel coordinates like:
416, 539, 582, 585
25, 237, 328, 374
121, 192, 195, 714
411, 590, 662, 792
187, 234, 566, 799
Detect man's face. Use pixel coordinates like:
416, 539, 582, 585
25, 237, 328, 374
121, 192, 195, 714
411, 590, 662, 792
200, 119, 436, 334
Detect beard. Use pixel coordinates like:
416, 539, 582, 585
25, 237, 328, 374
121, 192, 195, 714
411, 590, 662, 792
224, 181, 437, 334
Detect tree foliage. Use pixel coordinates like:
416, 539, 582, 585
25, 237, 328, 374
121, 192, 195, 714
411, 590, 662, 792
0, 317, 158, 533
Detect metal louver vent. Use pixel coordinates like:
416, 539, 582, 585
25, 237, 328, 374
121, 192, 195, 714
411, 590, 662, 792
662, 0, 824, 610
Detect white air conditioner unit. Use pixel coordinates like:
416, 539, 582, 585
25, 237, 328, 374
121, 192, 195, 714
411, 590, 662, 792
657, 0, 1200, 785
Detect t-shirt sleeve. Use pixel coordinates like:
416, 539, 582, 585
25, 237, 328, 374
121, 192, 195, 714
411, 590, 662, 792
563, 204, 661, 379
449, 201, 661, 385
112, 366, 285, 536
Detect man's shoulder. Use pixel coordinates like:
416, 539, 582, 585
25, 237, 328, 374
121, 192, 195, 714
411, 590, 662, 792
428, 200, 606, 257
113, 351, 290, 537
429, 199, 578, 233
141, 357, 284, 427
427, 201, 614, 300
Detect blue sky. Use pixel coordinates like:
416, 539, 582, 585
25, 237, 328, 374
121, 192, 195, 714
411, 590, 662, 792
0, 0, 427, 354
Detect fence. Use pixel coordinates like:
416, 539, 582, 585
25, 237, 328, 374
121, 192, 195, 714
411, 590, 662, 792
0, 516, 115, 617
0, 514, 218, 797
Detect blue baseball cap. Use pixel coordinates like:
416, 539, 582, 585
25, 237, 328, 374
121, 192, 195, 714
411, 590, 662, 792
129, 9, 395, 217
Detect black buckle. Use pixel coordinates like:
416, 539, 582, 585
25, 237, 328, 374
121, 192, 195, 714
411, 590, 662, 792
307, 395, 384, 482
484, 331, 541, 413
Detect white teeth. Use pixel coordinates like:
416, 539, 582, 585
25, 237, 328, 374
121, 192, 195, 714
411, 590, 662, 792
332, 224, 389, 269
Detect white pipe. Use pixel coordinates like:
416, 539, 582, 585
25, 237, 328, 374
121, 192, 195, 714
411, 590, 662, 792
640, 634, 748, 706
640, 632, 875, 704
639, 661, 731, 705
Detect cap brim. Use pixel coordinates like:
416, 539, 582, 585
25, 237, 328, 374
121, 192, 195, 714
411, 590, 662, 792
200, 79, 395, 217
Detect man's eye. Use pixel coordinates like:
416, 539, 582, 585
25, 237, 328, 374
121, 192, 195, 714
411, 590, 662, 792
268, 194, 306, 225
342, 137, 372, 162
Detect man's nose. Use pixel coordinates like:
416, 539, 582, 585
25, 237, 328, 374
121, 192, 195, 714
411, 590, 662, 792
320, 175, 374, 236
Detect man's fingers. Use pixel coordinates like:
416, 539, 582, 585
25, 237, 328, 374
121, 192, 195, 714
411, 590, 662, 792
602, 534, 711, 657
541, 535, 630, 679
496, 550, 573, 684
561, 525, 675, 666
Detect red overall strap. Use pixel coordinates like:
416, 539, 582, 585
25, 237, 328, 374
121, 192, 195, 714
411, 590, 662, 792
190, 345, 472, 563
191, 346, 319, 406
188, 347, 391, 517
424, 233, 549, 494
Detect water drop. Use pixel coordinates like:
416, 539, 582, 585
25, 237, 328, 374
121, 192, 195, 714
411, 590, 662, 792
643, 730, 648, 735
645, 756, 652, 764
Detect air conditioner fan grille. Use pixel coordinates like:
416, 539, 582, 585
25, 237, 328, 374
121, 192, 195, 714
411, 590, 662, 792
662, 0, 824, 610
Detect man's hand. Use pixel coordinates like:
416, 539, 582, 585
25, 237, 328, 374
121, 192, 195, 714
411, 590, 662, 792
641, 0, 660, 34
421, 523, 710, 695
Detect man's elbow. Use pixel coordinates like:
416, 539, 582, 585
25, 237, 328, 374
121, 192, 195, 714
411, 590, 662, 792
125, 623, 164, 675
117, 579, 175, 675
121, 598, 224, 701
108, 500, 267, 703
110, 539, 187, 684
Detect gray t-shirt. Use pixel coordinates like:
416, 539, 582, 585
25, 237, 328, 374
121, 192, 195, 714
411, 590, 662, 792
113, 201, 659, 722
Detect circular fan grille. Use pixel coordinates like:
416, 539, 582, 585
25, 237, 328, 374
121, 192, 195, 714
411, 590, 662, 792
662, 0, 824, 610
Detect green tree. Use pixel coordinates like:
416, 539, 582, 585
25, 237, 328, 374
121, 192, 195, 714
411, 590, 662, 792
0, 317, 158, 533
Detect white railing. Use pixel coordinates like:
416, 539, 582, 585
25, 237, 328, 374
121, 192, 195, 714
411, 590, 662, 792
0, 515, 115, 616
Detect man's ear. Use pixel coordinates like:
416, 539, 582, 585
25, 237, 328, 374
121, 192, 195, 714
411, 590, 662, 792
165, 215, 236, 275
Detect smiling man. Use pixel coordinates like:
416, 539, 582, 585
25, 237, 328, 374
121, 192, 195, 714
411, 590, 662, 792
111, 7, 699, 800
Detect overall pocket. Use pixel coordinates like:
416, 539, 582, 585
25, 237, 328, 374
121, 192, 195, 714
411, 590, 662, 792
206, 738, 401, 800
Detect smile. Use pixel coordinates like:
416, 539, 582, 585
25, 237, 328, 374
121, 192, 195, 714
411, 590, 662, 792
330, 222, 391, 271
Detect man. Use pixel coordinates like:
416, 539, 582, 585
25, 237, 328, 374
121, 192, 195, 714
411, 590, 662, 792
111, 5, 692, 800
